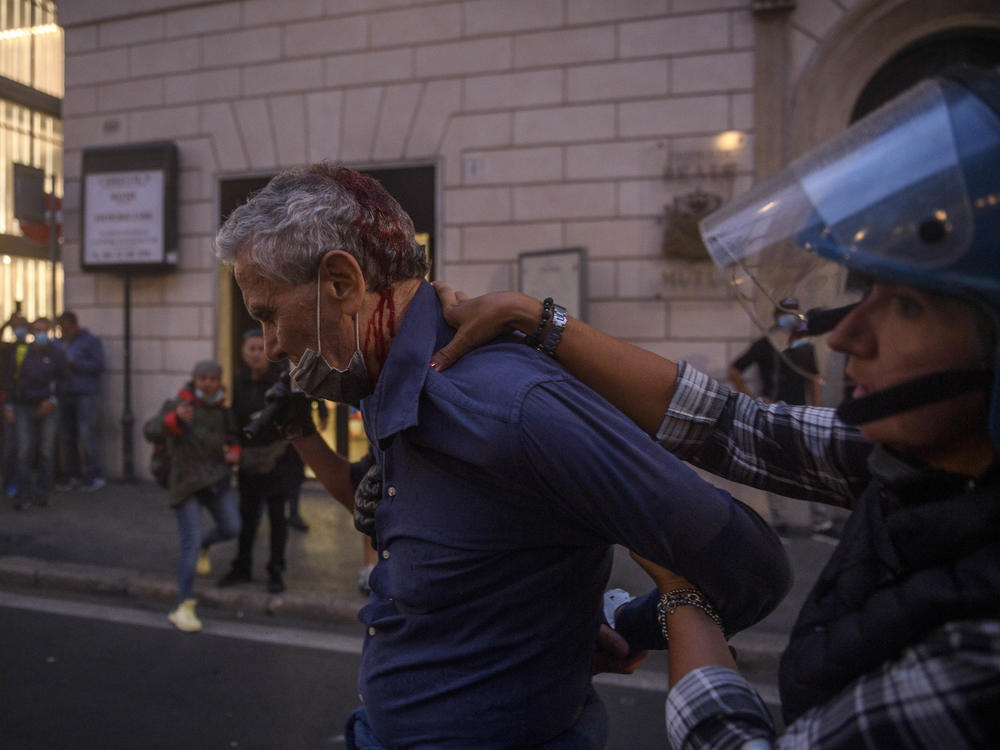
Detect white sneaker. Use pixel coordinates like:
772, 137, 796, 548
168, 599, 203, 632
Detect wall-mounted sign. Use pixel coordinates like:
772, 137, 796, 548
518, 246, 587, 321
81, 141, 178, 272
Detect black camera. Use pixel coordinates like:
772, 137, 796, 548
243, 376, 311, 441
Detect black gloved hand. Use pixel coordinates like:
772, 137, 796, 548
255, 375, 316, 441
353, 461, 381, 542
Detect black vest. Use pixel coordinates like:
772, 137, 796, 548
778, 446, 1000, 722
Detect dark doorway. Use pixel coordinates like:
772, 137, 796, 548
852, 29, 1000, 121
218, 164, 437, 454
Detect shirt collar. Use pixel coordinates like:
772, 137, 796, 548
362, 281, 443, 441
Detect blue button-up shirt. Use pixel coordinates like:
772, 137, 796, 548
357, 283, 790, 749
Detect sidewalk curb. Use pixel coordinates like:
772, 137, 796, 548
0, 553, 792, 660
728, 630, 789, 662
0, 555, 366, 626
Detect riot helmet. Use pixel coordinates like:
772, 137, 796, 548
699, 67, 1000, 446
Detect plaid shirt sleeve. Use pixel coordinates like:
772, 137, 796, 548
667, 619, 1000, 750
656, 362, 872, 507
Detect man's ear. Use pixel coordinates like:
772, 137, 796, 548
319, 250, 366, 316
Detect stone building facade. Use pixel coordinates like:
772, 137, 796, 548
56, 0, 1000, 479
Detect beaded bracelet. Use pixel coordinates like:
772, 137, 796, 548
537, 304, 567, 356
655, 588, 724, 645
524, 297, 554, 348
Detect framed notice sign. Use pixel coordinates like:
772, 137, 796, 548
517, 246, 587, 321
81, 142, 178, 272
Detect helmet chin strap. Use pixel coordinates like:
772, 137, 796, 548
836, 368, 993, 426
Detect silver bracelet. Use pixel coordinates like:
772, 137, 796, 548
537, 304, 567, 356
655, 588, 724, 644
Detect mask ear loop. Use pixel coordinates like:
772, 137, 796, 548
316, 268, 362, 362
315, 270, 324, 358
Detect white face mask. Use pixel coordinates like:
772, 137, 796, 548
777, 313, 800, 331
195, 388, 223, 405
287, 272, 372, 407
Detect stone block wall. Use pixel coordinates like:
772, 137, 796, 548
56, 0, 871, 477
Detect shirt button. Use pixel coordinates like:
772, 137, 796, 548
387, 486, 397, 497
368, 626, 376, 636
382, 549, 390, 559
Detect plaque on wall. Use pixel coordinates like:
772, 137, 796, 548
81, 141, 178, 273
518, 246, 587, 321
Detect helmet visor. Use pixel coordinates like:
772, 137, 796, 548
699, 78, 973, 348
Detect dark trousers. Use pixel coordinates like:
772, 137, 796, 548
59, 394, 102, 481
345, 687, 606, 749
233, 489, 287, 574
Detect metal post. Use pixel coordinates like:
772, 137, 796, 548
49, 175, 58, 315
121, 272, 135, 480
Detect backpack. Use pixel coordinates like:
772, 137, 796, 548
150, 441, 170, 489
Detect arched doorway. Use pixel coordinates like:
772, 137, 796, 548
852, 28, 1000, 121
789, 1, 1000, 156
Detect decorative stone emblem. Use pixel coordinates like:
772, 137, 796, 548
662, 189, 724, 261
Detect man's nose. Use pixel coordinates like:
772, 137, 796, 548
263, 325, 284, 362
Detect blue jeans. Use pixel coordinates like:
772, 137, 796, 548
345, 687, 606, 749
174, 481, 241, 601
59, 394, 102, 481
15, 403, 57, 503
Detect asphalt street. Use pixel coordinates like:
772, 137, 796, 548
0, 478, 841, 746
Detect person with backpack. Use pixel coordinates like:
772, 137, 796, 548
143, 360, 241, 632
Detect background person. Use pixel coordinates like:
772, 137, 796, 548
0, 312, 30, 500
727, 297, 820, 406
4, 317, 65, 510
218, 329, 303, 594
143, 360, 241, 632
728, 299, 834, 538
215, 163, 790, 749
430, 67, 1000, 748
54, 310, 106, 492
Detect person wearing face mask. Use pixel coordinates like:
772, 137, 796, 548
142, 360, 242, 632
428, 66, 1000, 748
0, 312, 30, 500
727, 299, 834, 538
215, 164, 790, 750
727, 298, 819, 406
3, 317, 66, 510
